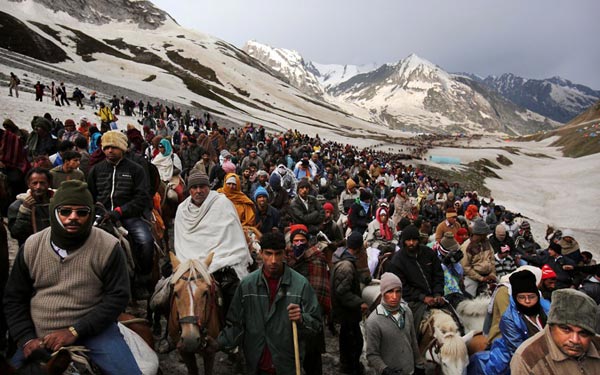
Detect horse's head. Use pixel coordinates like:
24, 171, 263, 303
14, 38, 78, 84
170, 252, 215, 353
428, 309, 469, 375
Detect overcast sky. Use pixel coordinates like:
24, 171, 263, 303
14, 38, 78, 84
151, 0, 600, 89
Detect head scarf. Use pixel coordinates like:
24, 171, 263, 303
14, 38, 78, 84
159, 138, 172, 156
376, 206, 393, 241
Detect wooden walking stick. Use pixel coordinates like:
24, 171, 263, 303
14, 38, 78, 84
292, 320, 301, 375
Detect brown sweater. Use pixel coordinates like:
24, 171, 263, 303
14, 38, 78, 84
22, 227, 126, 338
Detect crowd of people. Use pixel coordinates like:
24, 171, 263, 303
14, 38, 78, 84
1, 96, 600, 375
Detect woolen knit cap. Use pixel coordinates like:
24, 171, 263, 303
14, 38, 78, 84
471, 218, 490, 235
323, 202, 334, 212
440, 232, 460, 252
380, 272, 403, 294
290, 224, 309, 241
347, 231, 364, 250
549, 241, 562, 254
541, 264, 557, 280
401, 225, 421, 242
49, 180, 95, 250
187, 170, 209, 188
101, 130, 128, 151
509, 270, 538, 300
548, 289, 597, 334
346, 178, 357, 189
253, 186, 269, 201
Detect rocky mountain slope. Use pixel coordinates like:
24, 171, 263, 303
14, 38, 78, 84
480, 74, 600, 123
0, 0, 389, 142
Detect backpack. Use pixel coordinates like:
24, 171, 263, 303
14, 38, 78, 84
16, 77, 20, 85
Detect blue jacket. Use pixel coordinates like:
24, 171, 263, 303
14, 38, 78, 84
468, 295, 551, 375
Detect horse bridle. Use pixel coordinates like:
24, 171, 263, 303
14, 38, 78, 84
176, 273, 216, 348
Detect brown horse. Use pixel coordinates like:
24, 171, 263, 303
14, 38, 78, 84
156, 176, 186, 253
168, 252, 221, 375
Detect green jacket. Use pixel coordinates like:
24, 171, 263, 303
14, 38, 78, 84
218, 265, 322, 375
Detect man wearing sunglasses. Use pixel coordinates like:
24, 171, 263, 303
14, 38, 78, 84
4, 180, 141, 373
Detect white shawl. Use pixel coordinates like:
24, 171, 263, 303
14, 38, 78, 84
174, 191, 252, 280
152, 152, 173, 182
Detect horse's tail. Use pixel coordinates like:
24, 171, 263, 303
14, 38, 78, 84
440, 331, 469, 364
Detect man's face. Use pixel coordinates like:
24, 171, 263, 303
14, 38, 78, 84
543, 278, 556, 290
63, 158, 80, 172
258, 174, 268, 184
64, 123, 75, 133
324, 209, 333, 220
250, 151, 257, 158
28, 173, 49, 201
261, 248, 284, 278
447, 216, 457, 225
202, 153, 209, 163
550, 324, 593, 358
298, 186, 309, 199
56, 205, 91, 233
189, 184, 210, 206
103, 146, 124, 163
382, 288, 402, 307
404, 238, 419, 253
256, 195, 268, 209
243, 169, 250, 178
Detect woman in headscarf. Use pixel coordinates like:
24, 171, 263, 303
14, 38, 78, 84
365, 206, 397, 278
217, 173, 256, 227
152, 138, 184, 201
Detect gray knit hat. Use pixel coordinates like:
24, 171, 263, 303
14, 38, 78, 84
440, 232, 460, 252
471, 218, 491, 235
380, 272, 402, 294
548, 289, 597, 334
187, 170, 209, 189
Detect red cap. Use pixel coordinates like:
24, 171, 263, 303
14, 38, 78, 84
323, 202, 334, 212
290, 224, 309, 241
541, 264, 557, 280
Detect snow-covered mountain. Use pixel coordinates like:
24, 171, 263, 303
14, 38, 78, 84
0, 0, 390, 143
311, 62, 378, 90
244, 42, 558, 135
480, 74, 600, 123
242, 40, 324, 98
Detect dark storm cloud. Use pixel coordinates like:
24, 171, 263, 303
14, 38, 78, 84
152, 0, 600, 89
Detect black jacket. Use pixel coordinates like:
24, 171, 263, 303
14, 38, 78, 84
348, 202, 372, 235
289, 195, 325, 234
331, 248, 363, 322
87, 157, 150, 218
385, 245, 445, 302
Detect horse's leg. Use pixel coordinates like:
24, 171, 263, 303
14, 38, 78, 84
179, 351, 199, 375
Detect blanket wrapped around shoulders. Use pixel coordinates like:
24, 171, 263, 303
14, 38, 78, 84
174, 191, 252, 280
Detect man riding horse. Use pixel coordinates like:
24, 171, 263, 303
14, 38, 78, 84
174, 169, 253, 315
87, 131, 154, 300
4, 180, 140, 373
384, 225, 447, 335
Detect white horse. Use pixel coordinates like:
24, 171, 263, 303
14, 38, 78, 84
421, 308, 473, 375
456, 295, 490, 333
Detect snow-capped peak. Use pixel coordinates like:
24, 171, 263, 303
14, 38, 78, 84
243, 40, 324, 97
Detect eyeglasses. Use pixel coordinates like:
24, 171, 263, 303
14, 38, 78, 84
57, 207, 91, 217
516, 294, 538, 302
